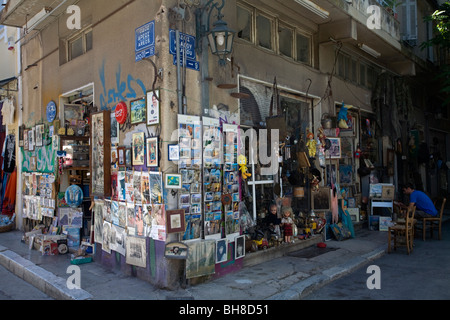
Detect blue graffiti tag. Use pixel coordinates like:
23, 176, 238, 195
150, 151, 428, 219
99, 61, 147, 110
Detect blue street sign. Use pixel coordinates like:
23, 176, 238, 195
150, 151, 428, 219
169, 29, 196, 61
173, 55, 200, 71
136, 47, 155, 62
135, 21, 155, 53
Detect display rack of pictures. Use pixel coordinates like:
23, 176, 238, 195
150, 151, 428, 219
222, 124, 240, 239
178, 115, 203, 241
202, 117, 222, 240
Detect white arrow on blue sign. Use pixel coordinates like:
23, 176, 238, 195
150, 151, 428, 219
173, 55, 200, 71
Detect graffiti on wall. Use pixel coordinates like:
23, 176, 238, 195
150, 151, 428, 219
98, 61, 147, 111
21, 144, 56, 173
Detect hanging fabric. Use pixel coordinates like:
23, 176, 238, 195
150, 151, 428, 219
2, 169, 16, 217
2, 134, 15, 173
269, 77, 281, 117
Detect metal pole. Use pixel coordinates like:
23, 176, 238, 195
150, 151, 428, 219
176, 30, 183, 115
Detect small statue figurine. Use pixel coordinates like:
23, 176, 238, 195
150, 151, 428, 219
237, 155, 252, 180
337, 103, 349, 129
306, 131, 317, 158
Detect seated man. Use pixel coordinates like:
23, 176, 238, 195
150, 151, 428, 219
396, 183, 437, 219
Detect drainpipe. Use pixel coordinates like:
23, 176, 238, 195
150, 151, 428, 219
176, 30, 183, 115
16, 27, 23, 230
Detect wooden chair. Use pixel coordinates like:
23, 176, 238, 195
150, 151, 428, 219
422, 198, 446, 241
388, 206, 415, 254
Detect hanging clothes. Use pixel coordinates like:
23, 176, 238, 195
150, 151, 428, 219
2, 134, 15, 173
2, 170, 16, 217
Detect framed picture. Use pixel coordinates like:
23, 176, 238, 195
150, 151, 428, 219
165, 242, 188, 260
125, 148, 132, 167
90, 110, 112, 197
110, 112, 120, 145
29, 156, 37, 171
117, 147, 125, 166
146, 89, 160, 126
35, 124, 44, 147
216, 239, 228, 264
29, 127, 35, 151
63, 104, 84, 122
132, 132, 145, 166
327, 137, 341, 159
168, 144, 180, 162
235, 235, 245, 260
130, 97, 146, 125
166, 209, 185, 234
24, 129, 29, 151
146, 137, 159, 167
311, 187, 331, 211
165, 173, 182, 189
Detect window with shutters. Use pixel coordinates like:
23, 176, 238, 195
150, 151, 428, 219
398, 0, 418, 46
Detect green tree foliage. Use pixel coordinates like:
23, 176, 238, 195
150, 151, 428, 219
421, 2, 450, 105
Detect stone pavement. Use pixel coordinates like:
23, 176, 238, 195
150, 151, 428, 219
0, 226, 389, 300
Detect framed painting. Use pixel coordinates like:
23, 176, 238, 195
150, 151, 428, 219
24, 129, 29, 151
312, 187, 331, 211
166, 209, 185, 234
164, 242, 188, 260
235, 235, 245, 260
165, 173, 182, 189
132, 132, 145, 166
146, 89, 160, 126
28, 127, 35, 151
146, 137, 159, 167
110, 112, 120, 145
117, 147, 125, 166
125, 148, 132, 167
90, 110, 111, 197
130, 97, 146, 125
327, 137, 341, 159
168, 144, 180, 162
216, 239, 228, 264
35, 124, 44, 147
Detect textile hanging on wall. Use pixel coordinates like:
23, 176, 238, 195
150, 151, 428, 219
371, 73, 413, 141
3, 134, 15, 173
1, 98, 15, 126
2, 170, 16, 217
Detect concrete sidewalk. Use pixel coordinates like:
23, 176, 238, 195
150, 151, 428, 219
0, 226, 388, 300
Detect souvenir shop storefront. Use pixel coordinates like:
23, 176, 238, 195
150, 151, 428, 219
17, 71, 379, 288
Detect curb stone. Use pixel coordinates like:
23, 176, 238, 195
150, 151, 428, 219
266, 246, 386, 300
0, 248, 92, 300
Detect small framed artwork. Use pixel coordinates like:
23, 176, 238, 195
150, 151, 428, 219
29, 127, 35, 151
168, 144, 180, 162
166, 209, 186, 234
24, 129, 29, 151
132, 132, 145, 166
130, 97, 146, 125
35, 124, 44, 147
146, 137, 159, 167
29, 156, 37, 171
146, 89, 160, 126
118, 147, 125, 166
165, 242, 188, 260
216, 239, 227, 264
165, 173, 182, 189
235, 235, 245, 260
327, 137, 341, 159
125, 148, 132, 167
311, 187, 331, 211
